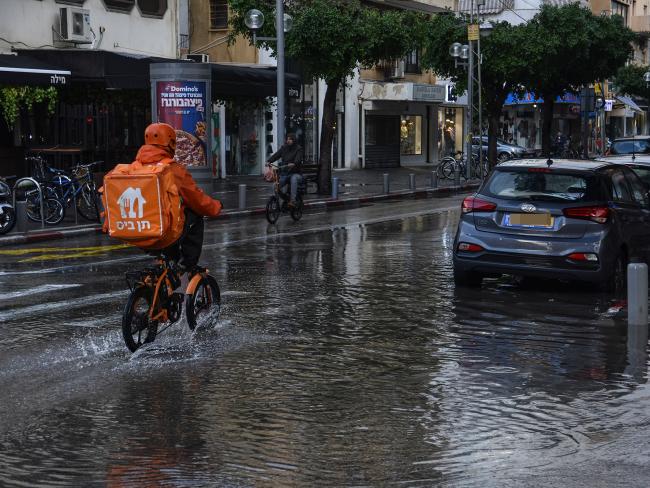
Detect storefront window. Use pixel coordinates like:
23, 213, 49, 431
225, 102, 264, 176
438, 108, 458, 157
400, 115, 422, 155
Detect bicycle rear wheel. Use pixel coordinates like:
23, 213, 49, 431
122, 286, 158, 352
186, 275, 221, 330
290, 197, 304, 221
76, 182, 99, 221
266, 195, 280, 224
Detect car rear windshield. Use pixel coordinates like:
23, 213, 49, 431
611, 140, 650, 155
630, 166, 650, 187
483, 169, 601, 202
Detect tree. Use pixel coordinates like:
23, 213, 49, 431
420, 15, 532, 166
228, 0, 425, 192
524, 4, 635, 156
614, 64, 650, 101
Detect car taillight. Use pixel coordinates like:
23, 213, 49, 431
567, 252, 599, 262
458, 242, 484, 252
563, 206, 609, 224
461, 196, 496, 214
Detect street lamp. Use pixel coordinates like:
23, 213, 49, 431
245, 5, 294, 150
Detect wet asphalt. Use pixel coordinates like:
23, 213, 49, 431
0, 196, 649, 487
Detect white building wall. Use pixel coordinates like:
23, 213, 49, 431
0, 0, 178, 58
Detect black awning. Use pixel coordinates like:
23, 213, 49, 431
0, 54, 71, 86
15, 49, 178, 89
210, 63, 302, 98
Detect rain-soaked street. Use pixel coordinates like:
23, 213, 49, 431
1, 196, 650, 487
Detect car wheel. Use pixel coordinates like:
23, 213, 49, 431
601, 252, 626, 295
454, 268, 483, 287
498, 152, 511, 163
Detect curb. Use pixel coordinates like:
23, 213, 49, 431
0, 183, 479, 247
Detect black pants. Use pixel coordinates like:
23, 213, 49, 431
162, 208, 204, 269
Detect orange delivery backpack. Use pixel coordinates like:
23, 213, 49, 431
100, 158, 185, 250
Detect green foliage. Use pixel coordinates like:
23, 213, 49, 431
0, 86, 58, 127
228, 0, 425, 82
613, 64, 650, 100
525, 4, 635, 96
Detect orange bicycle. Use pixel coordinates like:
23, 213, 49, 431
122, 255, 220, 352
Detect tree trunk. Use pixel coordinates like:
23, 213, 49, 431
318, 79, 340, 194
541, 95, 555, 157
487, 109, 500, 168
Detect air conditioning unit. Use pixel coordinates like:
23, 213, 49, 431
185, 53, 210, 63
391, 60, 405, 79
59, 7, 92, 44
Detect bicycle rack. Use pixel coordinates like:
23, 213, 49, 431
12, 177, 45, 229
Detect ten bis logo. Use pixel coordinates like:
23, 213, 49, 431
116, 187, 151, 232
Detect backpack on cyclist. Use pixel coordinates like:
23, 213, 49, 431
100, 158, 185, 250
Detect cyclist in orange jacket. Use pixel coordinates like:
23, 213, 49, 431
135, 123, 221, 271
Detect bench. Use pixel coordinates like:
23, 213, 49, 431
301, 162, 320, 194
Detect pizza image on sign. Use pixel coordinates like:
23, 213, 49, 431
175, 130, 206, 167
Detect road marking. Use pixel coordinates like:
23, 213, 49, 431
0, 290, 127, 322
0, 244, 130, 256
0, 205, 459, 276
0, 283, 81, 301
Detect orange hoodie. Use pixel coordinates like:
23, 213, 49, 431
134, 145, 222, 218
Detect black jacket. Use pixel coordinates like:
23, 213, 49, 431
268, 143, 303, 174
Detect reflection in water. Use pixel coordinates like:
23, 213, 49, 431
0, 209, 648, 486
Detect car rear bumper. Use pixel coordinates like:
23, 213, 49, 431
453, 250, 606, 283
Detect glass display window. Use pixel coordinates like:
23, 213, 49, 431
400, 115, 422, 155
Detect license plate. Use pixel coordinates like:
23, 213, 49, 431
504, 213, 554, 228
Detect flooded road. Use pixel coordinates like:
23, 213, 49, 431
1, 197, 649, 487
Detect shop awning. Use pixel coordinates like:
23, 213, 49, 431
0, 54, 71, 86
616, 95, 643, 113
211, 63, 302, 98
15, 49, 177, 89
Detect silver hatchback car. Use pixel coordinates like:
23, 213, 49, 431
453, 159, 650, 291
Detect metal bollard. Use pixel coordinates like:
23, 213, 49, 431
238, 184, 246, 210
331, 176, 339, 199
15, 201, 28, 233
383, 173, 390, 194
409, 173, 415, 190
454, 164, 461, 187
430, 171, 438, 189
627, 261, 648, 326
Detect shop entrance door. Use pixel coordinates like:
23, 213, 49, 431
365, 115, 400, 168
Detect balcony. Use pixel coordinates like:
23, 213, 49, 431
631, 15, 650, 34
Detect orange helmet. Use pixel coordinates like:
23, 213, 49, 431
144, 123, 176, 154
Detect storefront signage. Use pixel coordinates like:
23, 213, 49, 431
413, 84, 445, 102
156, 81, 208, 167
604, 99, 614, 111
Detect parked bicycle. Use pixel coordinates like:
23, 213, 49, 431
265, 162, 305, 224
436, 152, 488, 181
122, 255, 221, 352
28, 156, 101, 222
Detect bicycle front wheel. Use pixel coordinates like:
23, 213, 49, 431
122, 286, 158, 352
266, 195, 280, 224
437, 158, 456, 179
0, 206, 16, 235
26, 196, 65, 225
186, 275, 221, 330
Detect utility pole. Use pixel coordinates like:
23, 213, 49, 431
477, 0, 483, 177
465, 0, 474, 181
276, 0, 285, 147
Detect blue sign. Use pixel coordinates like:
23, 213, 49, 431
505, 92, 580, 105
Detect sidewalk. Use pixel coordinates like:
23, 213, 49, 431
0, 166, 480, 247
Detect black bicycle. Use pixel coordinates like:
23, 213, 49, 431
265, 163, 305, 224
